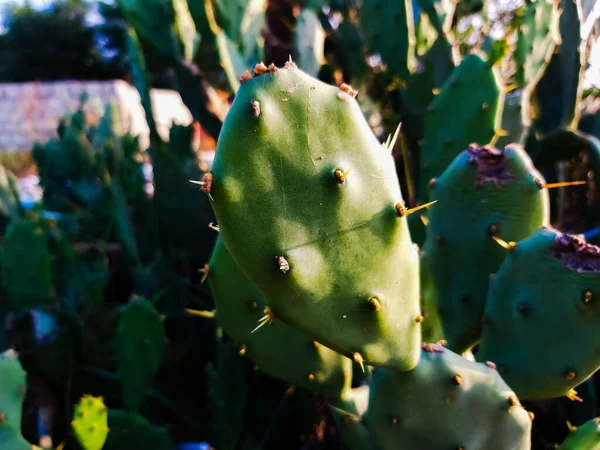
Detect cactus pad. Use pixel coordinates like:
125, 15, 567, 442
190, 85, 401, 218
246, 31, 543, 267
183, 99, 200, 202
208, 237, 352, 397
559, 417, 600, 449
210, 63, 421, 370
419, 53, 504, 200
0, 350, 31, 450
477, 228, 600, 399
364, 342, 532, 450
72, 395, 109, 450
115, 297, 165, 411
104, 410, 174, 450
422, 144, 549, 352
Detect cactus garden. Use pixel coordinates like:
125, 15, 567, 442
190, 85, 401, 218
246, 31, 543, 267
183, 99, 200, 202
2, 0, 600, 449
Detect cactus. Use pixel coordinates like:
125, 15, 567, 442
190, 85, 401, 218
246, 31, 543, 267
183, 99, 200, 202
527, 0, 585, 134
418, 53, 505, 202
72, 395, 110, 450
477, 228, 600, 399
293, 8, 325, 77
0, 350, 32, 450
210, 63, 421, 370
339, 341, 532, 450
514, 0, 560, 91
421, 144, 549, 352
115, 297, 166, 411
360, 0, 416, 80
559, 417, 600, 449
207, 237, 352, 397
1, 219, 54, 313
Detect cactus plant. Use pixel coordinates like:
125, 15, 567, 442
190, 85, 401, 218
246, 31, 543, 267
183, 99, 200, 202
0, 350, 33, 450
115, 297, 166, 411
207, 236, 352, 397
209, 62, 421, 370
421, 144, 549, 352
477, 228, 600, 399
559, 417, 600, 449
72, 395, 110, 450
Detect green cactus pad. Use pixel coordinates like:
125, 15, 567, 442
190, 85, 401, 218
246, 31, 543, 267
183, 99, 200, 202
360, 0, 416, 80
210, 63, 421, 370
364, 342, 532, 450
477, 228, 600, 399
208, 237, 352, 397
293, 8, 325, 77
0, 350, 31, 450
1, 219, 54, 313
72, 395, 109, 450
419, 53, 504, 201
559, 418, 600, 449
514, 0, 560, 91
104, 410, 174, 450
115, 297, 166, 411
422, 144, 549, 352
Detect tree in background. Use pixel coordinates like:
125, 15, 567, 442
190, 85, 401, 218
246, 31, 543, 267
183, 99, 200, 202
0, 0, 127, 82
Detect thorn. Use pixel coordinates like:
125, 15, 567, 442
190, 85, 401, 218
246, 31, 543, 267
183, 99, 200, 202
267, 63, 278, 73
276, 255, 290, 273
396, 200, 437, 217
566, 420, 577, 432
185, 309, 215, 318
528, 411, 535, 421
369, 297, 383, 311
239, 345, 247, 356
353, 352, 365, 372
492, 235, 516, 251
566, 389, 583, 402
453, 374, 463, 386
494, 129, 508, 137
334, 168, 351, 183
199, 264, 210, 284
284, 55, 297, 69
208, 223, 220, 232
251, 306, 276, 333
545, 180, 587, 189
385, 123, 402, 151
190, 172, 214, 200
420, 215, 429, 226
285, 385, 296, 396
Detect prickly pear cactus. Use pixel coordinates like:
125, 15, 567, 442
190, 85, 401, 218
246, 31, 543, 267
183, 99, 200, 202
364, 342, 532, 450
293, 8, 325, 77
1, 219, 54, 313
207, 237, 352, 397
115, 297, 165, 411
104, 410, 174, 450
72, 395, 109, 450
559, 417, 600, 449
210, 62, 421, 370
477, 228, 600, 400
514, 0, 560, 91
360, 0, 416, 80
422, 144, 549, 352
0, 350, 32, 450
419, 53, 504, 201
